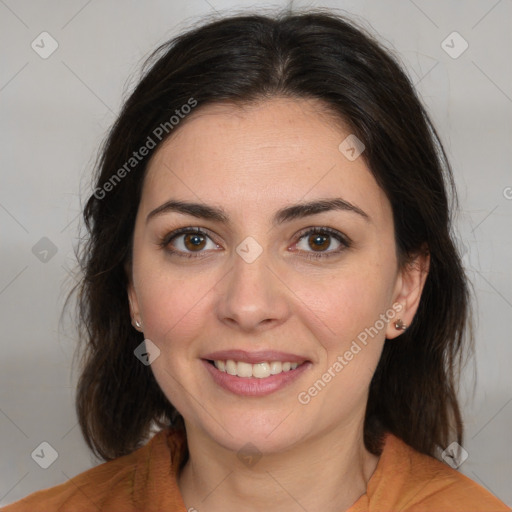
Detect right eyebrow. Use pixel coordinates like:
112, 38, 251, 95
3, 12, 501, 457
146, 200, 229, 225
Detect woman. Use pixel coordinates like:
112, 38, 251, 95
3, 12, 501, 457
4, 9, 509, 512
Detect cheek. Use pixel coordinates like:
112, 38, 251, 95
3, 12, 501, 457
291, 263, 393, 399
136, 269, 213, 346
134, 268, 218, 409
296, 266, 392, 347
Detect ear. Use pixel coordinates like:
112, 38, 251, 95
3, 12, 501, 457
126, 262, 143, 332
386, 246, 430, 339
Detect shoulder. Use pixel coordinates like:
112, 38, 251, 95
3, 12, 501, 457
1, 428, 186, 512
365, 433, 511, 512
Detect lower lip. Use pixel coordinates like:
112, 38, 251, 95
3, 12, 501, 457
202, 360, 311, 397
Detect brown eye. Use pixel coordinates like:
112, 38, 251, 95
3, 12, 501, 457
162, 228, 219, 258
296, 231, 341, 253
294, 227, 351, 259
183, 233, 207, 251
308, 233, 331, 252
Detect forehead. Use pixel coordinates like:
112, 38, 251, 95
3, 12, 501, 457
141, 98, 391, 225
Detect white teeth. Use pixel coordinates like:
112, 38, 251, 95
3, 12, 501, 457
225, 360, 237, 375
237, 361, 253, 378
213, 359, 302, 378
270, 361, 282, 375
252, 362, 270, 378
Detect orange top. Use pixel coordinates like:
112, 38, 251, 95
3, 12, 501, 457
3, 428, 510, 512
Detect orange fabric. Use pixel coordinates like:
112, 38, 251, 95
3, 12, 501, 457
3, 428, 510, 511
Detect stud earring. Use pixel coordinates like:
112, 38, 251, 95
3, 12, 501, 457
134, 319, 142, 330
394, 319, 407, 330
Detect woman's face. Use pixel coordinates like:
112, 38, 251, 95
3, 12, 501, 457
128, 97, 423, 454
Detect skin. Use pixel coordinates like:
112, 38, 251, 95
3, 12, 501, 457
127, 97, 429, 512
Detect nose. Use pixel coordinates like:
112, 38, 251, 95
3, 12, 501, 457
215, 245, 291, 333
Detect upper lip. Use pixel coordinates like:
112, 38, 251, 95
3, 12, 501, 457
202, 350, 308, 364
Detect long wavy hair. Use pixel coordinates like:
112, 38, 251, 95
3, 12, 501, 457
70, 9, 473, 462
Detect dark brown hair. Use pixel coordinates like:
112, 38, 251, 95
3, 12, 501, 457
71, 9, 472, 462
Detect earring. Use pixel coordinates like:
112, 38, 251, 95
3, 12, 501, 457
133, 319, 142, 330
394, 319, 407, 330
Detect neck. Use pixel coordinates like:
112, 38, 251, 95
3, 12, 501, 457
177, 422, 380, 512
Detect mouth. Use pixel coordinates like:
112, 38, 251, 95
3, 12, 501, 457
206, 359, 304, 378
201, 350, 311, 397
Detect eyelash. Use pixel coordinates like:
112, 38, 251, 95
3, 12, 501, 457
159, 226, 351, 260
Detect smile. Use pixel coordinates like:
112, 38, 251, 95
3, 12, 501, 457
202, 357, 311, 397
212, 360, 303, 378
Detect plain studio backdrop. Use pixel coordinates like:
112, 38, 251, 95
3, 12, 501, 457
1, 0, 511, 507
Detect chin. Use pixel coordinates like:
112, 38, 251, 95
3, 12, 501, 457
187, 407, 309, 456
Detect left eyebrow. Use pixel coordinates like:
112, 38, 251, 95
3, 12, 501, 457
146, 197, 371, 225
273, 198, 371, 225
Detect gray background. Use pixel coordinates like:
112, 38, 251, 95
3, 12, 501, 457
1, 0, 511, 507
